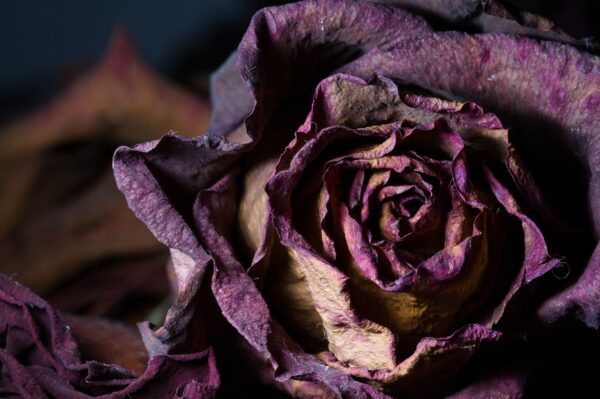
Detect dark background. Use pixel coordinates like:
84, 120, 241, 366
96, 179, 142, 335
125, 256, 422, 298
0, 0, 597, 118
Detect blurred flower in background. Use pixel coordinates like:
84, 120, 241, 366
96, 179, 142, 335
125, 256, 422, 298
0, 29, 211, 323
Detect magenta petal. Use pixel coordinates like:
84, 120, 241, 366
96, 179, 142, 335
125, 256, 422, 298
539, 245, 600, 327
113, 134, 241, 257
112, 135, 245, 355
448, 368, 527, 399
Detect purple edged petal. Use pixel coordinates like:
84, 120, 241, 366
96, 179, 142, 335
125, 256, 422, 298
342, 31, 600, 328
192, 172, 390, 398
320, 324, 501, 396
113, 135, 241, 355
447, 368, 527, 399
219, 0, 432, 140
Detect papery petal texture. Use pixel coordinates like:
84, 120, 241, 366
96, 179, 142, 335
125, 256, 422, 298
0, 275, 220, 398
109, 0, 600, 398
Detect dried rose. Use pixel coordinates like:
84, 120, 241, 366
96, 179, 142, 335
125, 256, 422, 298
0, 275, 220, 398
111, 0, 600, 397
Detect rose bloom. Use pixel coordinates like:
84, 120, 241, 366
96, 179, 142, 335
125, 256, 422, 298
3, 0, 600, 398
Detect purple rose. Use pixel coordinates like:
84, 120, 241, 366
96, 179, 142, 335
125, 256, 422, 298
113, 0, 600, 397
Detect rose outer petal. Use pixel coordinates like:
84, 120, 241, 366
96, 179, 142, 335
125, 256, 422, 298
320, 324, 500, 396
447, 367, 528, 399
113, 135, 231, 356
235, 0, 432, 136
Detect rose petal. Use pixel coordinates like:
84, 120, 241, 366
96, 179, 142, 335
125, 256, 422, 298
447, 367, 527, 399
300, 73, 503, 137
113, 136, 238, 355
321, 324, 501, 396
193, 171, 390, 398
371, 0, 480, 23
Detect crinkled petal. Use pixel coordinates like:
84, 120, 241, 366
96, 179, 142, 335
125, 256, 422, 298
0, 275, 220, 398
321, 324, 501, 396
342, 31, 600, 327
113, 135, 242, 355
447, 367, 527, 399
193, 173, 390, 398
221, 0, 432, 140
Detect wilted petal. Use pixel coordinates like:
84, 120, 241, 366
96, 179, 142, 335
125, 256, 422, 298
0, 275, 220, 398
193, 171, 391, 398
342, 31, 600, 327
447, 367, 527, 399
320, 324, 501, 396
113, 135, 243, 355
220, 0, 432, 143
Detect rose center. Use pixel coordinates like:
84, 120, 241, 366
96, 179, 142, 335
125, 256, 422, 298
377, 188, 427, 242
